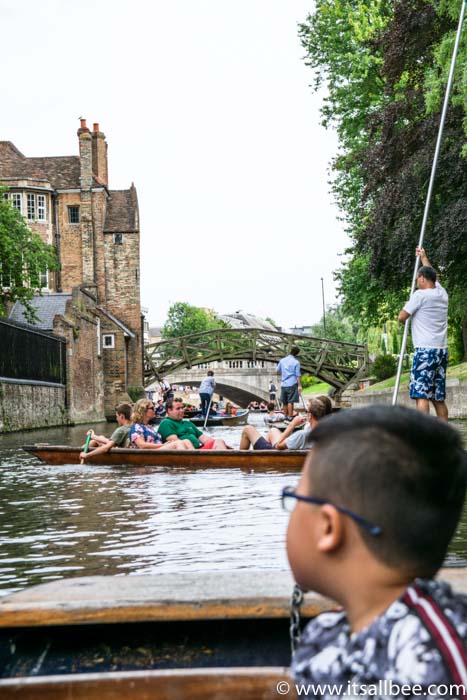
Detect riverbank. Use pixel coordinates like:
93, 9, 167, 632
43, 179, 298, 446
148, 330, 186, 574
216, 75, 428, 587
346, 361, 467, 418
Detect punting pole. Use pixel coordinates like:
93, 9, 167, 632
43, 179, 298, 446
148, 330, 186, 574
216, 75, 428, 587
202, 396, 213, 430
80, 431, 92, 465
392, 0, 466, 406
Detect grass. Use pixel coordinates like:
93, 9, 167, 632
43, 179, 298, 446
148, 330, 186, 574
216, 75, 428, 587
303, 382, 332, 395
362, 361, 467, 392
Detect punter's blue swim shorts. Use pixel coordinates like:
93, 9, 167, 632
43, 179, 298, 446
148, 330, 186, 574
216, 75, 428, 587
410, 347, 448, 401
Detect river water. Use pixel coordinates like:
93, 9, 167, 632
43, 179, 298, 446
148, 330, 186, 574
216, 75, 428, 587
0, 415, 465, 597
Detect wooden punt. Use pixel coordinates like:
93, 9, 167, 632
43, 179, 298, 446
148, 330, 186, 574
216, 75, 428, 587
22, 445, 307, 470
0, 668, 297, 699
189, 409, 249, 427
0, 571, 339, 681
0, 568, 465, 693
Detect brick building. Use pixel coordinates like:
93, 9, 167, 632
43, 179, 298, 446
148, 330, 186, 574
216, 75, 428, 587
0, 120, 143, 419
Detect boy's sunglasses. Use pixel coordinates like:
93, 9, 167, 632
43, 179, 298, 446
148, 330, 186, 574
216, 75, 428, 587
281, 486, 382, 536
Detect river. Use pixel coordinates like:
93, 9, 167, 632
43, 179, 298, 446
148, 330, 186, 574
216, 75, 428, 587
0, 415, 465, 597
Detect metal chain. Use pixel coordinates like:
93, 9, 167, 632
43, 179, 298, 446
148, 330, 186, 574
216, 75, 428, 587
289, 583, 304, 657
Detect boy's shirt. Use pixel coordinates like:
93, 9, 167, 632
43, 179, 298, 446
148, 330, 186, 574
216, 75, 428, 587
109, 424, 130, 447
292, 579, 466, 699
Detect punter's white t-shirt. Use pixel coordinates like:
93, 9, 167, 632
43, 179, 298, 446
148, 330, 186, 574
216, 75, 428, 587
403, 281, 448, 349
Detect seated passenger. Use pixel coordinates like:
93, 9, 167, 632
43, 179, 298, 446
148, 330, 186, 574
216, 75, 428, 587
240, 397, 331, 451
80, 403, 132, 461
263, 401, 285, 424
130, 399, 193, 450
158, 398, 230, 450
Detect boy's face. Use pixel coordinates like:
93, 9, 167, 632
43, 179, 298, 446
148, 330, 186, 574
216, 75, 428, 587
286, 454, 323, 591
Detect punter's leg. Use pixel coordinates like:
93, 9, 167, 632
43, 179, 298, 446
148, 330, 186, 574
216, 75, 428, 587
430, 348, 448, 420
415, 398, 430, 414
431, 400, 448, 421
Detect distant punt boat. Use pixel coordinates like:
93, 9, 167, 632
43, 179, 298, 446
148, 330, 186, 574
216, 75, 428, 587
22, 445, 307, 471
189, 408, 249, 427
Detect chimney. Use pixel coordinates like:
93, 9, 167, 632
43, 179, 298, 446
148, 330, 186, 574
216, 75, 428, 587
77, 118, 92, 190
91, 122, 108, 187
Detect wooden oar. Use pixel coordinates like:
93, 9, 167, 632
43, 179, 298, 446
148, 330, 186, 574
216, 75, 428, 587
202, 396, 213, 431
80, 431, 92, 465
392, 0, 466, 405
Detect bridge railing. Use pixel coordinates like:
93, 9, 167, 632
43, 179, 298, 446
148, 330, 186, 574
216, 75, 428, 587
145, 328, 368, 395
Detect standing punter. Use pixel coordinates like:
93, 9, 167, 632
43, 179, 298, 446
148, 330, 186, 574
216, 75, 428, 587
276, 346, 302, 421
398, 247, 448, 420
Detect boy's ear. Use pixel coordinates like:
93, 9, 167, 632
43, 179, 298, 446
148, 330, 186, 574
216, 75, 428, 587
316, 504, 345, 552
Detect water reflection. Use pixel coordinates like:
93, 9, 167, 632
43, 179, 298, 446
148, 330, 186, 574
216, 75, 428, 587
0, 417, 465, 597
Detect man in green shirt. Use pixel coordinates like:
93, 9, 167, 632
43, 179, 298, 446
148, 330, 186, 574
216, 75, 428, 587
158, 398, 230, 449
80, 403, 132, 461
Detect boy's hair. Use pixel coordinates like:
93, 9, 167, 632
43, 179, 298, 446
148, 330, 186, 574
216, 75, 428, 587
290, 346, 300, 356
316, 395, 333, 416
115, 403, 131, 420
417, 265, 437, 283
306, 406, 466, 578
267, 401, 276, 411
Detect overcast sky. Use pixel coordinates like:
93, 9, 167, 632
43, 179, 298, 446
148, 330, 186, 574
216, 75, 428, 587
2, 0, 348, 329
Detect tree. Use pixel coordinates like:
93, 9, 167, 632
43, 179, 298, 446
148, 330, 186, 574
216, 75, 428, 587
162, 302, 228, 339
300, 0, 467, 356
0, 189, 59, 320
308, 305, 358, 344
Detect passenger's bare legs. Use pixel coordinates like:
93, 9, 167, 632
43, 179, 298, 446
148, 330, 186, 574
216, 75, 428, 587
240, 426, 261, 450
266, 428, 282, 446
432, 400, 448, 421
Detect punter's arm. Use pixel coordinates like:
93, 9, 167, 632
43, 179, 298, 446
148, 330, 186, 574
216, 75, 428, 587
416, 246, 430, 267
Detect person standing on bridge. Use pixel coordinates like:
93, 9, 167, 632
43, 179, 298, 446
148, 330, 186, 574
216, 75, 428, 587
398, 247, 449, 420
198, 370, 216, 417
276, 346, 302, 420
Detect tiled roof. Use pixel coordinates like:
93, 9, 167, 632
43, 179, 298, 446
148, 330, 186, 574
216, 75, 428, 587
29, 156, 82, 190
104, 185, 139, 232
8, 294, 71, 330
0, 142, 48, 181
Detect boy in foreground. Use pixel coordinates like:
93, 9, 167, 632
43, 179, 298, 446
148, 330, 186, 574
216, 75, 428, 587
285, 405, 466, 696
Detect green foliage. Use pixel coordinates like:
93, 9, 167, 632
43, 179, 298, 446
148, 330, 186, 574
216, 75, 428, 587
372, 353, 397, 381
0, 188, 59, 320
162, 302, 229, 339
307, 304, 358, 344
127, 385, 146, 402
300, 0, 467, 355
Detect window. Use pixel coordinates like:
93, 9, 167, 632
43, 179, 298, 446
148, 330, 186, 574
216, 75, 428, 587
68, 206, 80, 224
27, 194, 36, 220
103, 334, 115, 349
30, 266, 48, 289
113, 233, 123, 245
37, 194, 46, 221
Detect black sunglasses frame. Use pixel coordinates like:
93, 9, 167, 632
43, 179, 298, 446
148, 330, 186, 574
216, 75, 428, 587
281, 486, 382, 536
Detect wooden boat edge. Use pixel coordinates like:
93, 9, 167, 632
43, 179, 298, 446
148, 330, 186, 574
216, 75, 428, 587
22, 445, 307, 469
0, 667, 298, 699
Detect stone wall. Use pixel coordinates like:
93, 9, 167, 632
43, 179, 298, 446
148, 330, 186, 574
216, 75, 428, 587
53, 287, 106, 425
0, 379, 66, 433
346, 378, 467, 418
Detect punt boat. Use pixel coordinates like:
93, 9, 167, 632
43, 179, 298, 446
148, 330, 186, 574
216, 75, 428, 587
189, 408, 249, 427
22, 445, 307, 470
0, 568, 465, 698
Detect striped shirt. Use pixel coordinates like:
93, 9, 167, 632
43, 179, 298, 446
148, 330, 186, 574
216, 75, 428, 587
292, 579, 466, 698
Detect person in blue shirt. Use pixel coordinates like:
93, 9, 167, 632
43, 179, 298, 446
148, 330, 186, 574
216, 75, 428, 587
276, 346, 302, 420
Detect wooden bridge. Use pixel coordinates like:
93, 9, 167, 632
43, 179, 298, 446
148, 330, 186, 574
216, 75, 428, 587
145, 329, 368, 396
